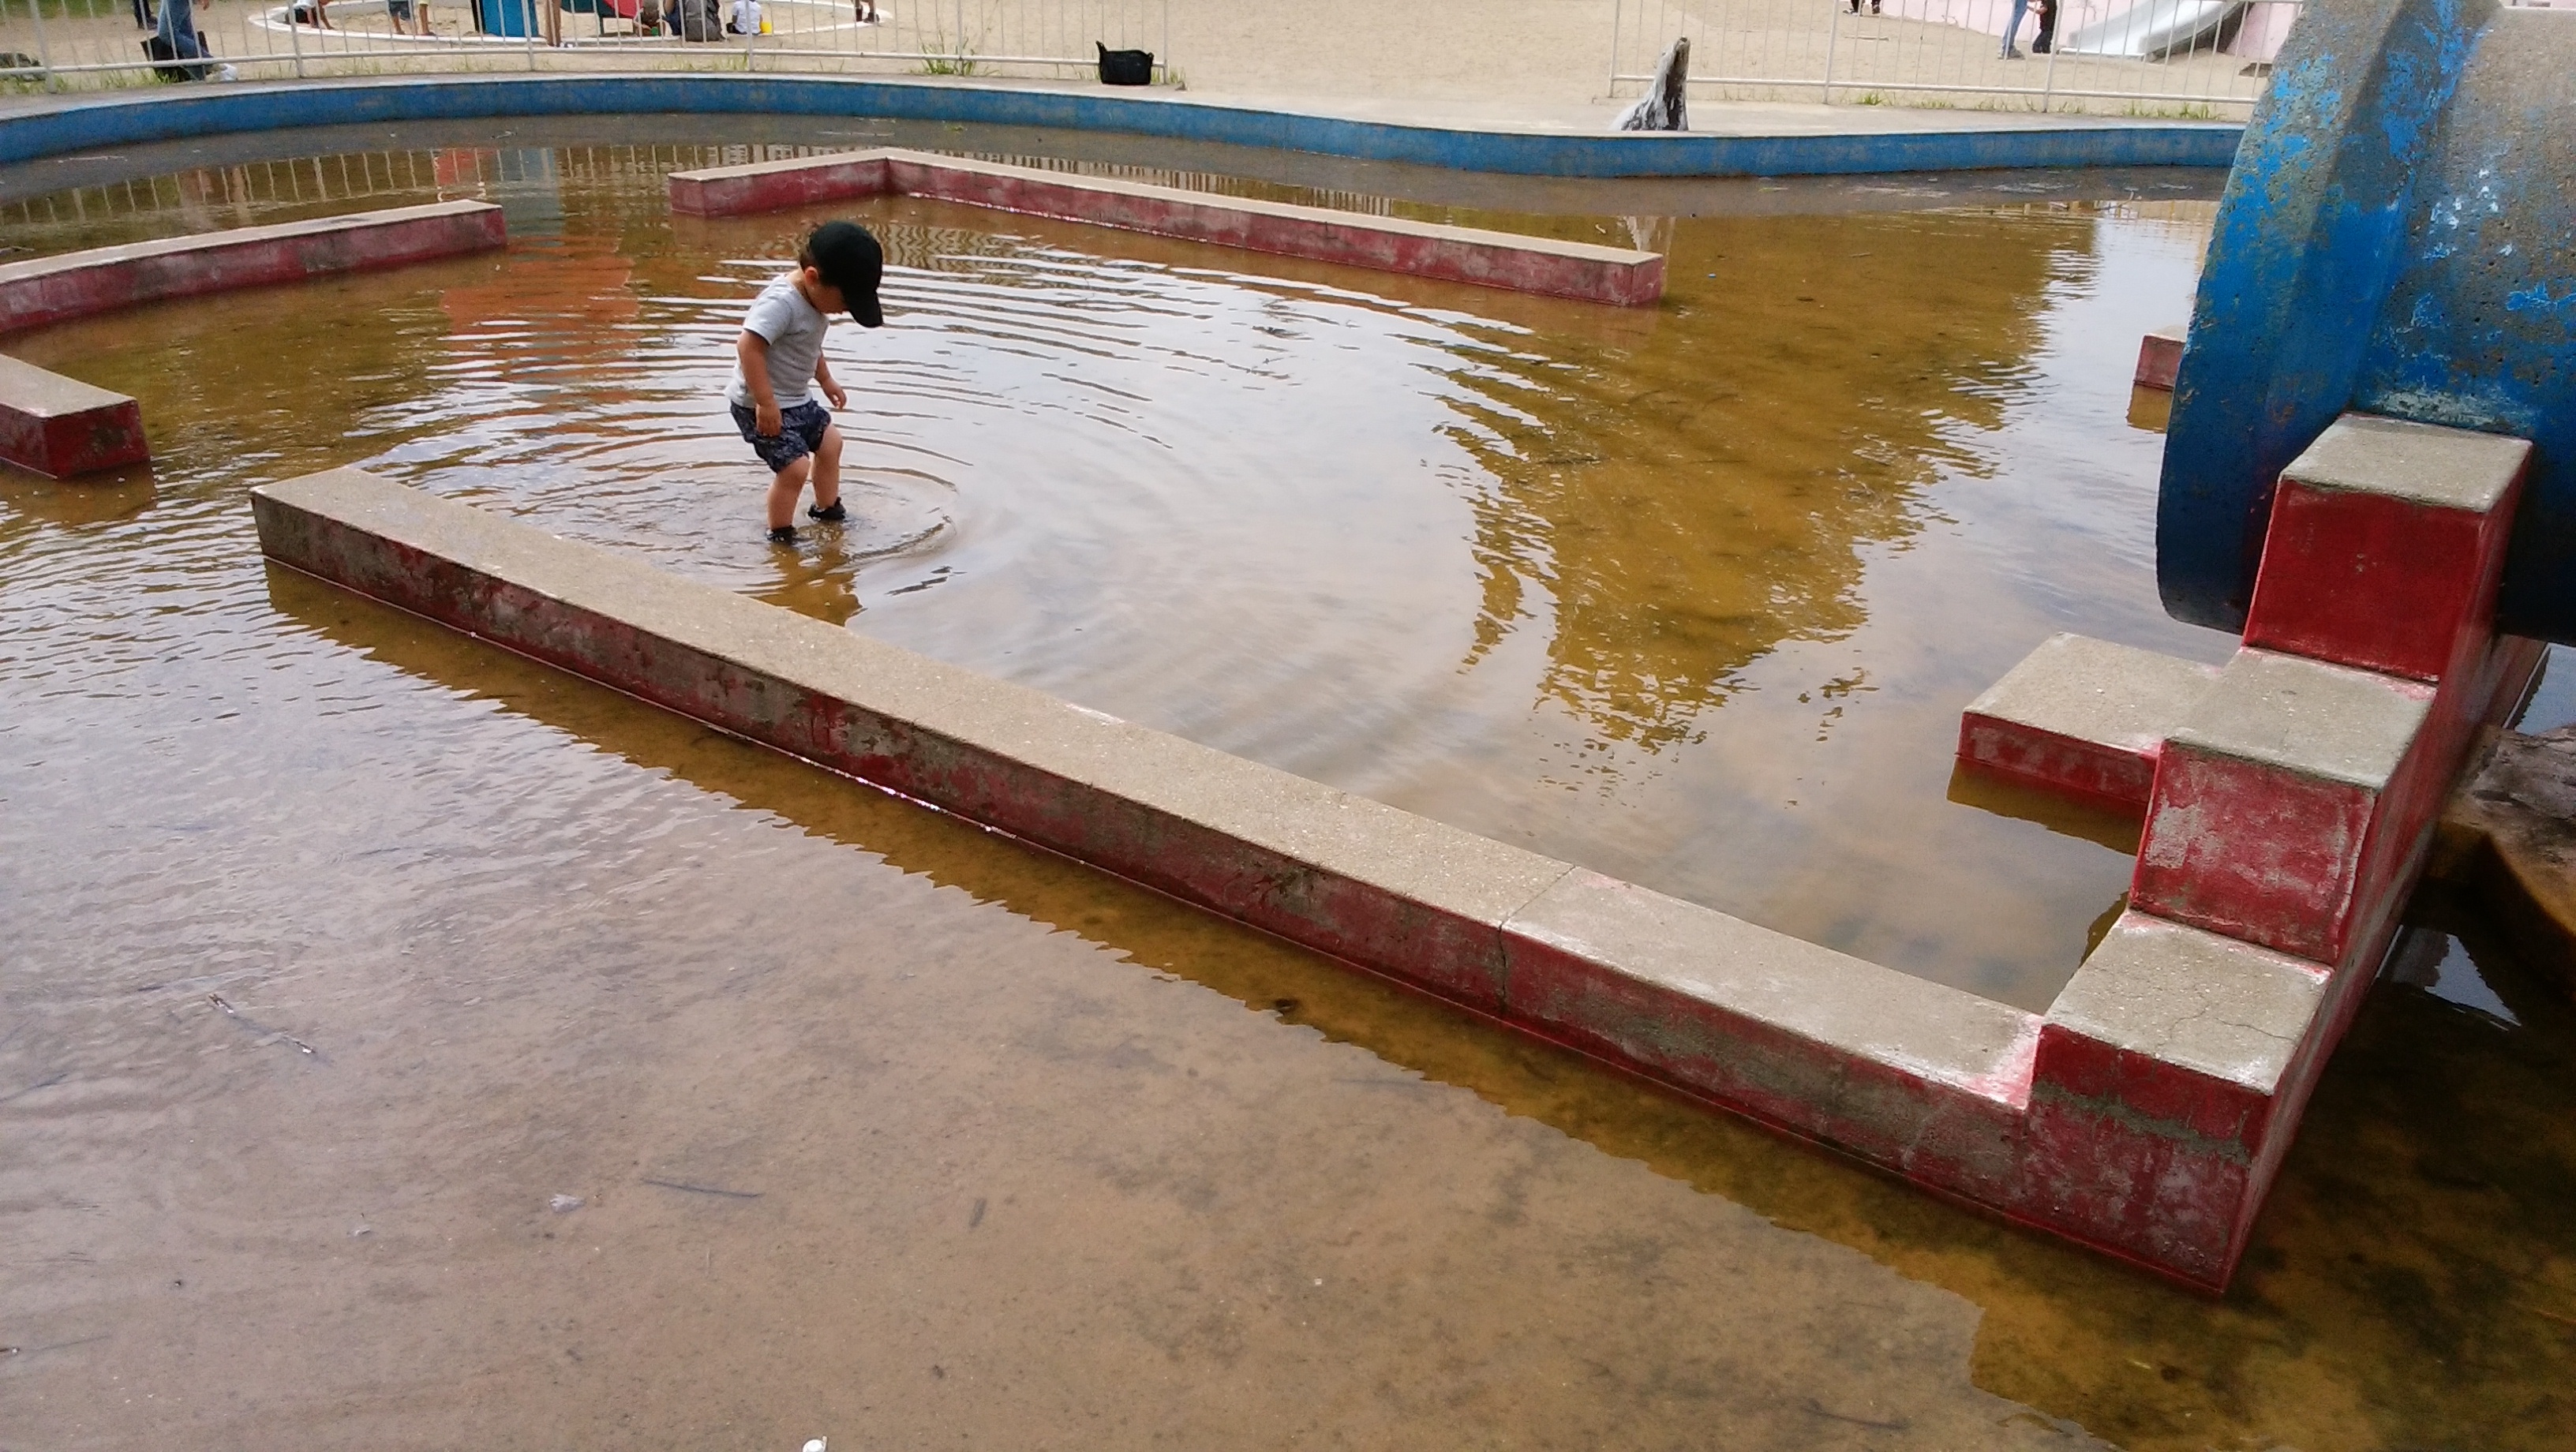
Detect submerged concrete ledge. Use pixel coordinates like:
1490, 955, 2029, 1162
0, 200, 505, 335
0, 75, 2243, 181
668, 148, 1665, 306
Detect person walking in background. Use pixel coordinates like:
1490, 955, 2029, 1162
2000, 0, 2030, 56
151, 0, 237, 80
2031, 0, 2060, 54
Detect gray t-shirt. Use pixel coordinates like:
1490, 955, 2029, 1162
727, 272, 828, 408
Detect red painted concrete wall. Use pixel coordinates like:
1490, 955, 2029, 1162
0, 201, 507, 336
669, 148, 1666, 308
0, 387, 149, 478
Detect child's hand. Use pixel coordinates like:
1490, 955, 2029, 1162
822, 380, 848, 410
755, 403, 782, 436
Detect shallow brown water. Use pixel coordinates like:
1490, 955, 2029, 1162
2, 135, 2229, 1007
4, 132, 2571, 1449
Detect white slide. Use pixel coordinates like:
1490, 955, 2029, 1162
2060, 0, 2245, 58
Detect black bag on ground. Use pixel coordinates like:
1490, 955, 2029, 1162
1095, 42, 1151, 85
140, 32, 212, 82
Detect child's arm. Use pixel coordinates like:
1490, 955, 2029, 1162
813, 354, 848, 411
737, 329, 782, 436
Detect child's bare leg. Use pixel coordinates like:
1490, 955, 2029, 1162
766, 455, 813, 530
811, 424, 844, 512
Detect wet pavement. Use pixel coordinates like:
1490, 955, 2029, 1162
3, 123, 2571, 1449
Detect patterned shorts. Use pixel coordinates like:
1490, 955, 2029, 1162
730, 399, 833, 473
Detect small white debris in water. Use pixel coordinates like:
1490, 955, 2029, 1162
803, 1441, 828, 1452
350, 1225, 372, 1237
549, 1195, 585, 1214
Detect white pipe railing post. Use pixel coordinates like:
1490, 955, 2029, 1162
1607, 0, 1623, 96
1822, 0, 1841, 100
25, 0, 58, 93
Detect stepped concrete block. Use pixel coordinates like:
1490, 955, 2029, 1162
2133, 323, 2185, 391
2246, 415, 2531, 683
0, 354, 147, 477
259, 468, 2525, 1292
1956, 633, 2220, 813
2135, 648, 2432, 963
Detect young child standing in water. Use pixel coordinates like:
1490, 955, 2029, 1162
730, 220, 885, 544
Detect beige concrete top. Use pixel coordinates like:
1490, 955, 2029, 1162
2048, 911, 2328, 1095
253, 468, 1577, 931
0, 200, 501, 284
2282, 413, 2533, 513
1506, 868, 2039, 1099
2170, 648, 2434, 791
1965, 632, 2220, 754
0, 352, 130, 416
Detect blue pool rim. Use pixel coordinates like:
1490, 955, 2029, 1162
0, 73, 2246, 178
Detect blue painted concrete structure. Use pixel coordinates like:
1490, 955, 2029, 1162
0, 73, 2241, 180
2159, 0, 2576, 642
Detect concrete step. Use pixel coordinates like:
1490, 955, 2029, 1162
2245, 414, 2532, 683
1956, 632, 2219, 814
2135, 647, 2436, 964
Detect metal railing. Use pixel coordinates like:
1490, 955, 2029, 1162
0, 0, 1169, 90
1611, 0, 2302, 117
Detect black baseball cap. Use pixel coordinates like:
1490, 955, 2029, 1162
808, 220, 885, 328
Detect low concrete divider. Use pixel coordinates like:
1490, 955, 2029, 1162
0, 200, 507, 335
669, 148, 1666, 308
254, 469, 2110, 1262
0, 354, 149, 478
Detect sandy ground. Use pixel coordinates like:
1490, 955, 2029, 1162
4, 0, 2263, 118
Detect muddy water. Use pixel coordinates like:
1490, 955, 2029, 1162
5, 135, 2571, 1448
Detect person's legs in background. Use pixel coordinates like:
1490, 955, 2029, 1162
155, 0, 204, 65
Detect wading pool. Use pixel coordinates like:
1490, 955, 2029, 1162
3, 122, 2569, 1450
